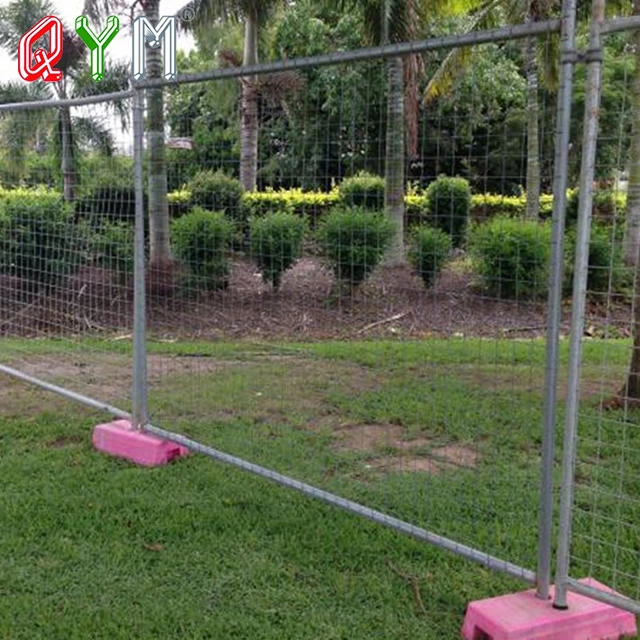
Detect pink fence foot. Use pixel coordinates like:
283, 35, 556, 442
462, 578, 637, 640
92, 419, 190, 467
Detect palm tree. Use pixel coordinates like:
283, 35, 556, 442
623, 0, 640, 267
334, 0, 480, 265
0, 0, 129, 200
425, 0, 558, 219
83, 0, 174, 278
178, 0, 283, 191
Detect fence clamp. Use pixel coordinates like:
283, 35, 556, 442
560, 50, 580, 64
582, 47, 604, 63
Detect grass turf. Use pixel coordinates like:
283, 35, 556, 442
0, 337, 638, 638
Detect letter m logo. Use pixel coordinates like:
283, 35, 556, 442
131, 16, 176, 81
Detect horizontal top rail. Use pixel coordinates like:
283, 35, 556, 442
134, 19, 561, 90
0, 89, 135, 113
0, 15, 635, 110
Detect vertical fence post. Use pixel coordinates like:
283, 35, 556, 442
536, 0, 578, 601
132, 87, 148, 430
553, 0, 605, 610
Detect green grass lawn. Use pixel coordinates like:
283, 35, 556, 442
1, 337, 639, 638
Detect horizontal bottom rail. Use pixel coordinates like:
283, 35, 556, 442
565, 578, 640, 616
1, 362, 536, 585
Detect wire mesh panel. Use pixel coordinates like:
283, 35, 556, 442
0, 94, 135, 415
562, 28, 640, 609
140, 29, 563, 578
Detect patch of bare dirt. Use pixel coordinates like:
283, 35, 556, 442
334, 422, 479, 475
334, 424, 431, 452
366, 457, 445, 474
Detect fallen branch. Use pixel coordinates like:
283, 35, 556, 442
501, 324, 547, 334
355, 312, 408, 336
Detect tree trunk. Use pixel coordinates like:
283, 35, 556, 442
621, 300, 640, 405
624, 0, 640, 266
240, 13, 259, 191
525, 35, 540, 220
384, 56, 406, 266
60, 106, 76, 202
145, 0, 172, 285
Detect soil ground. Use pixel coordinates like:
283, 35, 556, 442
0, 257, 631, 340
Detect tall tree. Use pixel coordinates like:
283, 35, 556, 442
0, 0, 129, 199
83, 0, 173, 277
624, 0, 640, 266
179, 0, 282, 191
424, 0, 558, 219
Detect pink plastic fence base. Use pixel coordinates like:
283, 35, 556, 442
462, 578, 637, 640
92, 419, 189, 467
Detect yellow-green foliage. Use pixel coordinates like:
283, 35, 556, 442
244, 188, 339, 226
167, 189, 192, 217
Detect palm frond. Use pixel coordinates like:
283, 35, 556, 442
0, 0, 55, 56
72, 116, 115, 155
72, 60, 131, 131
423, 0, 503, 103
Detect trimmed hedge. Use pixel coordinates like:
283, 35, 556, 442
166, 188, 579, 229
172, 208, 235, 291
467, 216, 551, 299
338, 172, 385, 210
318, 207, 396, 287
408, 226, 452, 289
563, 223, 625, 296
0, 187, 87, 286
426, 176, 471, 246
250, 212, 307, 289
187, 170, 245, 222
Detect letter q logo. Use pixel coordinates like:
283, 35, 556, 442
18, 16, 64, 82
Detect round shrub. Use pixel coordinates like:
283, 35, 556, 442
467, 216, 551, 299
171, 207, 235, 291
187, 170, 245, 222
91, 222, 135, 283
318, 207, 396, 287
409, 226, 452, 289
250, 212, 307, 290
0, 189, 87, 286
338, 172, 385, 210
563, 224, 625, 296
426, 176, 471, 247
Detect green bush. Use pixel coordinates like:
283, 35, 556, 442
75, 185, 147, 229
187, 170, 245, 222
250, 212, 307, 290
318, 207, 395, 287
91, 222, 135, 283
0, 188, 87, 286
566, 188, 625, 225
408, 226, 452, 288
167, 189, 192, 218
563, 224, 625, 296
467, 216, 551, 299
243, 188, 339, 227
171, 207, 235, 291
426, 176, 471, 246
338, 172, 385, 210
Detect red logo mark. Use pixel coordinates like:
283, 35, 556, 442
18, 16, 63, 82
